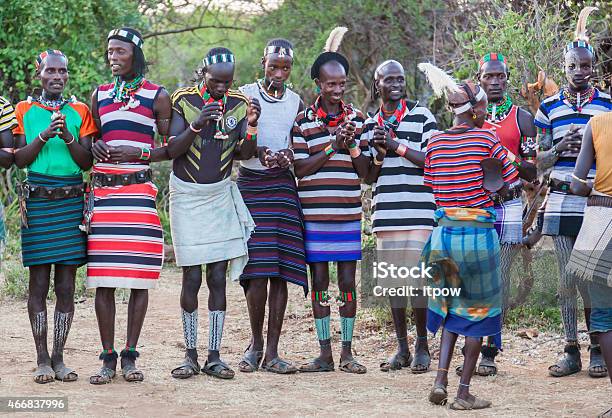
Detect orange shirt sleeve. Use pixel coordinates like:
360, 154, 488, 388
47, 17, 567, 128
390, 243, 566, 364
73, 102, 99, 138
12, 101, 29, 135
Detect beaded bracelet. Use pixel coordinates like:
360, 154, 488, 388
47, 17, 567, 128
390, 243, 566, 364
347, 141, 358, 149
247, 124, 258, 136
349, 146, 361, 159
245, 132, 257, 141
140, 147, 151, 161
551, 145, 559, 157
324, 144, 335, 157
396, 144, 407, 157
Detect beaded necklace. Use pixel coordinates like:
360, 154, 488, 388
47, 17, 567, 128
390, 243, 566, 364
377, 99, 407, 137
256, 78, 289, 103
109, 75, 145, 111
560, 86, 595, 113
199, 82, 228, 139
306, 96, 353, 128
307, 97, 357, 127
36, 94, 69, 110
486, 94, 512, 123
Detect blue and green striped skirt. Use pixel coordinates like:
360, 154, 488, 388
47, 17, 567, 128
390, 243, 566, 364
21, 172, 86, 267
421, 207, 503, 347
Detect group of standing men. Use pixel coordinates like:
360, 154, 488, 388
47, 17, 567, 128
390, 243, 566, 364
0, 6, 610, 412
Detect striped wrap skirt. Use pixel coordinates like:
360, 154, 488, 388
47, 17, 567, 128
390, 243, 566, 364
566, 194, 612, 333
541, 164, 595, 237
304, 220, 362, 263
86, 166, 164, 289
566, 193, 612, 288
21, 172, 87, 267
493, 197, 523, 244
237, 167, 308, 292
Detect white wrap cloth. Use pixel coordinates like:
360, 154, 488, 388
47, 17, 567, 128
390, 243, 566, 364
169, 173, 255, 281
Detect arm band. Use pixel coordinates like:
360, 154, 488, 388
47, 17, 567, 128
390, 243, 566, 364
571, 173, 588, 184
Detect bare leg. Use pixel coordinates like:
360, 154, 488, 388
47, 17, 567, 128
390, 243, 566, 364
265, 277, 288, 362
28, 264, 53, 383
456, 337, 483, 401
598, 331, 612, 384
94, 287, 117, 373
245, 278, 267, 354
434, 328, 458, 389
51, 264, 77, 380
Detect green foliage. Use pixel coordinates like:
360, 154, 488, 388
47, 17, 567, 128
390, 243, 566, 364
453, 0, 610, 109
252, 0, 443, 111
0, 0, 143, 103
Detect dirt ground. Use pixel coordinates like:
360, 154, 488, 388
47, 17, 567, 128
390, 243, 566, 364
0, 267, 609, 417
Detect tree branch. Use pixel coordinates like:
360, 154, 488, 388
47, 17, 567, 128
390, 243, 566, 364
143, 24, 252, 39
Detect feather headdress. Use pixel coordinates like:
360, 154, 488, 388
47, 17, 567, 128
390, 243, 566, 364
324, 26, 348, 53
574, 6, 598, 42
311, 26, 350, 80
417, 63, 462, 97
565, 6, 598, 56
418, 62, 485, 115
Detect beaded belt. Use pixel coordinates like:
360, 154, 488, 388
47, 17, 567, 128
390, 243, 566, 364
17, 182, 85, 200
492, 184, 523, 204
91, 169, 152, 187
548, 178, 571, 194
587, 194, 612, 208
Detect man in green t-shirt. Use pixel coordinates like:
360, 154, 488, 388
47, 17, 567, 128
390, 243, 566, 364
13, 50, 97, 384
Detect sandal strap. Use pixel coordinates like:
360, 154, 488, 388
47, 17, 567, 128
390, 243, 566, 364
241, 350, 263, 369
34, 365, 55, 377
206, 360, 230, 371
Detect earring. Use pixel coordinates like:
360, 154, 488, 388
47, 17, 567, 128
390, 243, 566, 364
472, 114, 477, 120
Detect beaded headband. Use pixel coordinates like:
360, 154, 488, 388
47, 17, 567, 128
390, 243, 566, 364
479, 53, 507, 69
264, 46, 293, 58
107, 29, 144, 49
203, 53, 235, 67
565, 40, 595, 56
36, 50, 67, 69
374, 60, 404, 79
452, 87, 486, 115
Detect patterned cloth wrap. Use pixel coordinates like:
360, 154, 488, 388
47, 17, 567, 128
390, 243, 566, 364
422, 207, 503, 347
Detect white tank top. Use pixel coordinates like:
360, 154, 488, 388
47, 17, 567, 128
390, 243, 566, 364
239, 82, 301, 171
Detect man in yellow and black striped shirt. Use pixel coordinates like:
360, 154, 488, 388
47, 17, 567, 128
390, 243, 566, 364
0, 96, 15, 165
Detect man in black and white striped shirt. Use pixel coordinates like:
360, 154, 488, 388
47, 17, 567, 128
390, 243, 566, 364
363, 60, 437, 374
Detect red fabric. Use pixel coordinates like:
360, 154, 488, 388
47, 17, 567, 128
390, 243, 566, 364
483, 105, 521, 156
